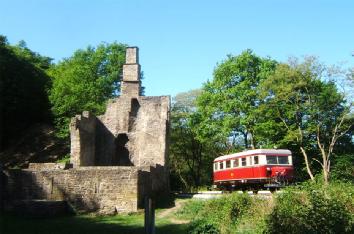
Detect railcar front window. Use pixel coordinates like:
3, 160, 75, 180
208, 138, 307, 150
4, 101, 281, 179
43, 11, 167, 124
214, 163, 217, 171
226, 160, 231, 168
278, 156, 289, 164
241, 158, 246, 166
266, 156, 277, 164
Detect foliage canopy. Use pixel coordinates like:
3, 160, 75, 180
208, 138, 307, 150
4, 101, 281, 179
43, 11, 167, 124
48, 42, 127, 137
197, 49, 277, 150
0, 35, 52, 149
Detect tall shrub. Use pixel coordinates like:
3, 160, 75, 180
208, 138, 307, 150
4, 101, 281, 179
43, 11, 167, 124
266, 182, 353, 233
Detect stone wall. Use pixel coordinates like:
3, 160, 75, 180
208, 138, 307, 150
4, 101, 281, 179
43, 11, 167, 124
131, 96, 170, 167
28, 163, 71, 171
70, 111, 96, 168
97, 96, 170, 166
3, 166, 150, 214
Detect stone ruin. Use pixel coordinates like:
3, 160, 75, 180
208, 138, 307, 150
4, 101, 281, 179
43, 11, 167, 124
0, 47, 170, 215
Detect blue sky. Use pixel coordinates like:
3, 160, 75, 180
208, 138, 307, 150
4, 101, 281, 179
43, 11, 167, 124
1, 0, 353, 96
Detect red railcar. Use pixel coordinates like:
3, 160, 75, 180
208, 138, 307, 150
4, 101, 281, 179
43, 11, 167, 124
213, 149, 294, 190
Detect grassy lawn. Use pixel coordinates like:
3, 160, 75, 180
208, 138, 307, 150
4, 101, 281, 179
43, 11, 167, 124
0, 212, 189, 234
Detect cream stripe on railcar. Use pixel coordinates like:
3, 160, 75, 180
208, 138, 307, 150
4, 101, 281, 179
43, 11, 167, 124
214, 149, 292, 162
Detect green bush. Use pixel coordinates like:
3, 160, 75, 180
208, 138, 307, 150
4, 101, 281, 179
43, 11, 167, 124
179, 182, 353, 233
235, 197, 273, 234
181, 193, 252, 233
331, 155, 354, 183
188, 219, 220, 234
266, 182, 354, 234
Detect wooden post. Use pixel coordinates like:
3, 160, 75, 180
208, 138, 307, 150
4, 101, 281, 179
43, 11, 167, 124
144, 196, 155, 234
151, 198, 155, 234
144, 196, 149, 233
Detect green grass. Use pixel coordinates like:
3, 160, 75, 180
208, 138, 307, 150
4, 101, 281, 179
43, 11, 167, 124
175, 199, 205, 220
0, 212, 189, 234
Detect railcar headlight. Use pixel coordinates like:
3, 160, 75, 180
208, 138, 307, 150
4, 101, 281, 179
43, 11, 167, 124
266, 167, 271, 171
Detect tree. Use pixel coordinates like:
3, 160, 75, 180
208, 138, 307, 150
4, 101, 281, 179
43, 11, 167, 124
260, 57, 353, 183
196, 50, 277, 150
48, 42, 127, 137
170, 89, 224, 191
0, 35, 52, 150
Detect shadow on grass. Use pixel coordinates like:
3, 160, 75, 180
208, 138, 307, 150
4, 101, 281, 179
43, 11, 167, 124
0, 213, 189, 234
155, 193, 176, 209
158, 223, 189, 234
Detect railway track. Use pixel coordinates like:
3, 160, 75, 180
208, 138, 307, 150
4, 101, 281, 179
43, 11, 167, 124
175, 190, 282, 199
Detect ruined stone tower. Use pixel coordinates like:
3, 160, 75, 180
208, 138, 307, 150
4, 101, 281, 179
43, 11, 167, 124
70, 47, 170, 193
1, 47, 170, 215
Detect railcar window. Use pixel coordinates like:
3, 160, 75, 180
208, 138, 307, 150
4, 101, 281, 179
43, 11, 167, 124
241, 158, 246, 166
214, 163, 217, 171
234, 159, 239, 167
278, 156, 289, 164
254, 156, 259, 165
219, 161, 224, 170
226, 160, 231, 168
266, 156, 277, 164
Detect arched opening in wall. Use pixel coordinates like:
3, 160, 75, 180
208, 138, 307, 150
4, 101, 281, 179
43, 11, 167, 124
131, 98, 140, 117
129, 98, 140, 131
113, 133, 133, 166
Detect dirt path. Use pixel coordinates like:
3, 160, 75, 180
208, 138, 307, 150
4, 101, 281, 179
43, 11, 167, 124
157, 200, 190, 224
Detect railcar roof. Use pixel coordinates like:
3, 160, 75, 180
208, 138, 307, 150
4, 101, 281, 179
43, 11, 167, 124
214, 149, 292, 161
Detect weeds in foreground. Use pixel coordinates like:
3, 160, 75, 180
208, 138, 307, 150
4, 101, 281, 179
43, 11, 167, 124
177, 181, 354, 234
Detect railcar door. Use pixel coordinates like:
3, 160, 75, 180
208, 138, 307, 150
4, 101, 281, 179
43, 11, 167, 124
252, 155, 261, 181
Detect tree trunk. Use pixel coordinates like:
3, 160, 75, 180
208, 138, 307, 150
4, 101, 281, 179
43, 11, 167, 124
243, 131, 248, 149
323, 162, 329, 185
177, 170, 189, 191
320, 149, 329, 185
300, 146, 315, 180
249, 132, 256, 149
317, 127, 330, 185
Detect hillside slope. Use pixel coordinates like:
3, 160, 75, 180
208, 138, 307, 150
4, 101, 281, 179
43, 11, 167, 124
0, 124, 69, 168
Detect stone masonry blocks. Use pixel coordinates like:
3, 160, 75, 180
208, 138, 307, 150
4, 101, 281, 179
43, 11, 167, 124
70, 111, 96, 168
126, 47, 139, 64
123, 64, 140, 81
3, 167, 147, 214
